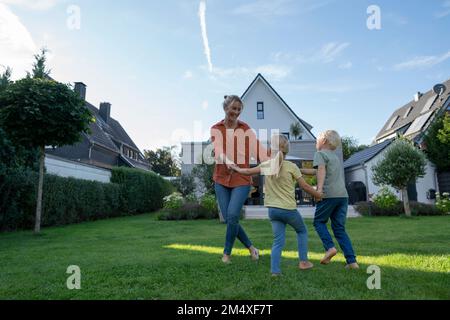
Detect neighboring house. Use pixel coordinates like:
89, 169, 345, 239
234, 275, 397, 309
344, 79, 450, 204
181, 74, 343, 204
46, 82, 150, 182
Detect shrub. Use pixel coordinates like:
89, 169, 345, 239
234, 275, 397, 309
163, 192, 184, 210
354, 201, 444, 217
373, 187, 400, 210
157, 202, 214, 221
111, 167, 174, 214
435, 192, 450, 214
171, 174, 196, 196
200, 193, 218, 215
0, 166, 174, 231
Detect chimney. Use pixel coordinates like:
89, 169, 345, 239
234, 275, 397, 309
99, 102, 111, 123
74, 82, 87, 101
414, 92, 422, 102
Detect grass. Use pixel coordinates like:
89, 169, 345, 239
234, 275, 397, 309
0, 214, 449, 300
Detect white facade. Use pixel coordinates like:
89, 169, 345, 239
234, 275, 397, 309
240, 75, 315, 142
45, 154, 111, 183
345, 149, 437, 204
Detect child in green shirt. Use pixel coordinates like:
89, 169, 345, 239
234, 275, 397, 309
231, 134, 322, 276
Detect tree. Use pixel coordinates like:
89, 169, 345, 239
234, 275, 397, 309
341, 136, 369, 161
423, 114, 450, 172
0, 66, 12, 92
144, 146, 181, 177
290, 122, 303, 140
192, 162, 215, 195
372, 139, 426, 217
0, 76, 92, 233
27, 48, 51, 79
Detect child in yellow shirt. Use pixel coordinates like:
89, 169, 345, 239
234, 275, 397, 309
231, 134, 322, 276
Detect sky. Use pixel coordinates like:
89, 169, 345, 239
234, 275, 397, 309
1, 0, 450, 154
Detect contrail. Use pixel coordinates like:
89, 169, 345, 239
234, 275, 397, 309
199, 0, 213, 73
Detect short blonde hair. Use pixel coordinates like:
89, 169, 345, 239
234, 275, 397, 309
271, 134, 290, 155
318, 130, 341, 150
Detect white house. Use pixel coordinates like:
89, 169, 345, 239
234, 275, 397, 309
344, 79, 450, 204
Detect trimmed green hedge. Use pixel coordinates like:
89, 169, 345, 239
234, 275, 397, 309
0, 167, 173, 231
111, 167, 174, 214
354, 201, 444, 217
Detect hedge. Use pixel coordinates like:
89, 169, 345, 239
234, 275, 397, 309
0, 167, 173, 231
354, 201, 444, 217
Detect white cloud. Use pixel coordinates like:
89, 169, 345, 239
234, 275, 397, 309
0, 3, 37, 78
207, 64, 291, 81
287, 82, 375, 93
233, 0, 332, 18
339, 61, 352, 69
183, 70, 193, 79
435, 0, 450, 18
198, 0, 213, 73
273, 42, 350, 65
394, 51, 450, 70
0, 0, 60, 10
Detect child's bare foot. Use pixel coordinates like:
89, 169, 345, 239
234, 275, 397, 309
299, 261, 314, 270
222, 255, 232, 264
345, 262, 360, 270
320, 248, 338, 265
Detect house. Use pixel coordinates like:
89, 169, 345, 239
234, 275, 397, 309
181, 74, 343, 204
344, 79, 450, 204
46, 82, 150, 182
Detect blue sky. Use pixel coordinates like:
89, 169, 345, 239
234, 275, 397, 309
1, 0, 450, 152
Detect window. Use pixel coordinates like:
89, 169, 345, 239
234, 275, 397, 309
387, 115, 399, 130
257, 102, 264, 120
404, 106, 413, 119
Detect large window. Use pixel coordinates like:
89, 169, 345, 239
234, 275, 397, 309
257, 102, 264, 120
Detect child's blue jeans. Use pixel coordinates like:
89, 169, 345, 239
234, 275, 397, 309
215, 183, 252, 256
313, 198, 357, 264
269, 207, 309, 274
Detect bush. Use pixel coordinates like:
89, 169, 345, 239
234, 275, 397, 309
373, 187, 400, 210
200, 193, 218, 215
111, 167, 174, 214
163, 192, 184, 210
354, 201, 444, 217
436, 192, 450, 214
0, 166, 174, 231
157, 202, 218, 221
171, 174, 196, 197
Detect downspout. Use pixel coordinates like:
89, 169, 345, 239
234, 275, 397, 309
361, 161, 370, 201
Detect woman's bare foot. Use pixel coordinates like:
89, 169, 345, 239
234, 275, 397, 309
320, 248, 338, 265
222, 255, 232, 264
299, 261, 314, 270
249, 247, 260, 261
345, 262, 360, 270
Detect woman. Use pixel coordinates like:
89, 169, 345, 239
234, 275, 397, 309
211, 95, 270, 264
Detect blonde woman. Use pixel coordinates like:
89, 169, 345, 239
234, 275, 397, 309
231, 134, 322, 276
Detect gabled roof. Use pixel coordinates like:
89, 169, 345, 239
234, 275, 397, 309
241, 74, 316, 139
85, 102, 141, 155
375, 79, 450, 142
344, 139, 393, 169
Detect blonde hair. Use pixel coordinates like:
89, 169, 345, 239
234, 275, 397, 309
318, 130, 341, 150
271, 134, 290, 155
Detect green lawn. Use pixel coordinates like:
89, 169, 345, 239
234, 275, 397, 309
0, 214, 449, 300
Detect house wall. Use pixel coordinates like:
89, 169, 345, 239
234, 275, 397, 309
45, 154, 111, 183
240, 79, 314, 141
90, 145, 119, 167
345, 150, 437, 204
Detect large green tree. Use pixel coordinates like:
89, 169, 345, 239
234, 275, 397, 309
0, 52, 92, 233
372, 139, 427, 217
342, 136, 369, 161
144, 146, 181, 177
423, 114, 450, 172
